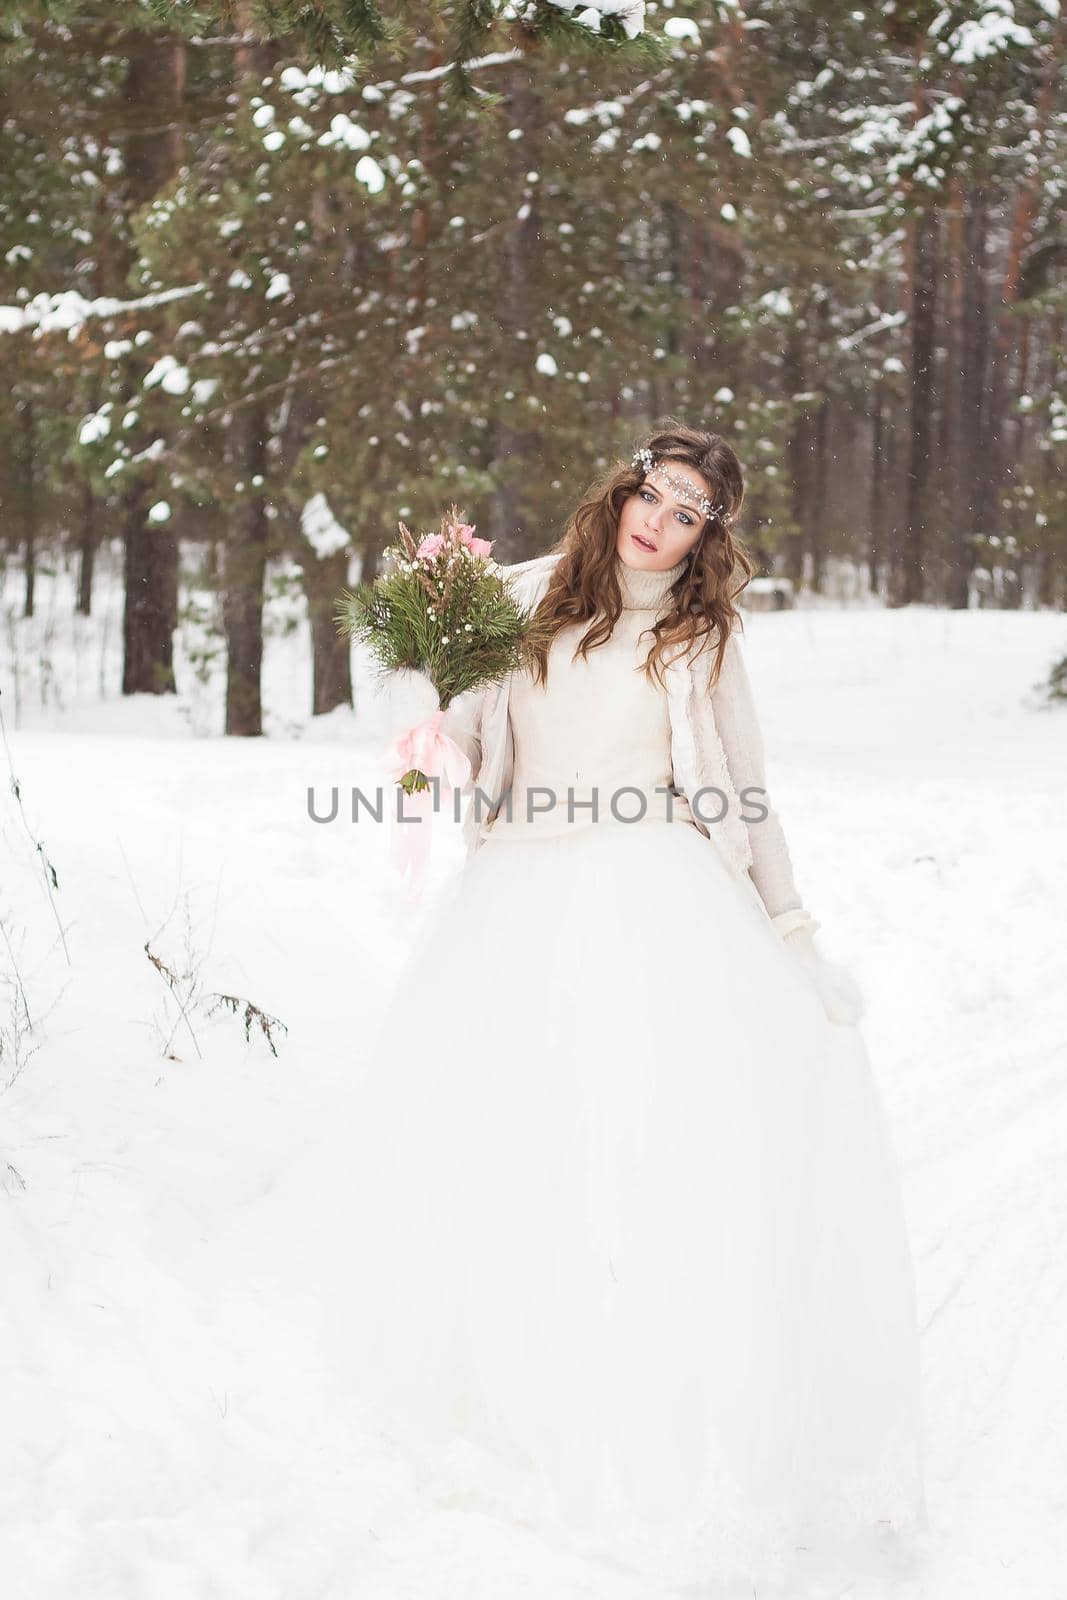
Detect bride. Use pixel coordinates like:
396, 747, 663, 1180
332, 422, 926, 1593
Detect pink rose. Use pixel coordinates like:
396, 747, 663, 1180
453, 523, 493, 558
416, 533, 445, 559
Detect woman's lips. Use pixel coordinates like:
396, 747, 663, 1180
632, 533, 658, 552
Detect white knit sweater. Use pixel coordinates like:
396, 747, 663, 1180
486, 553, 692, 841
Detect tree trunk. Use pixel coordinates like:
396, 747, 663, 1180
883, 397, 907, 605
902, 205, 938, 605
1037, 322, 1063, 606
223, 404, 269, 735
118, 30, 185, 692
942, 174, 970, 608
809, 299, 834, 593
19, 399, 37, 619
959, 188, 991, 593
306, 548, 353, 715
784, 321, 810, 587
869, 387, 886, 593
982, 13, 1067, 561
218, 6, 283, 734
488, 61, 541, 564
77, 472, 98, 616
273, 486, 355, 720
122, 477, 178, 693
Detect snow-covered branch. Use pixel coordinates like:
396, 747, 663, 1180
838, 311, 908, 350
0, 284, 206, 340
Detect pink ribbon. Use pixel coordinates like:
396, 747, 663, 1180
381, 711, 473, 903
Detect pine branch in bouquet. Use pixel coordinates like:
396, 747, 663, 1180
334, 503, 544, 708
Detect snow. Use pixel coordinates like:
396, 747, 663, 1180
937, 5, 1035, 64
0, 284, 204, 339
78, 406, 112, 445
143, 354, 190, 396
354, 156, 386, 194
564, 98, 626, 127
278, 64, 357, 104
546, 0, 646, 38
759, 287, 793, 316
300, 493, 351, 561
3, 556, 1067, 1597
318, 113, 372, 153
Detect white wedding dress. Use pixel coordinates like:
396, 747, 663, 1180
328, 570, 925, 1593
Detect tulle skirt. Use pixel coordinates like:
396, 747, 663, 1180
326, 819, 925, 1593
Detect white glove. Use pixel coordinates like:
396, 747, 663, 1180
384, 667, 440, 740
772, 911, 866, 1028
382, 668, 483, 774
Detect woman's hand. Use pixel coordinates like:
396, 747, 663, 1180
382, 668, 484, 779
772, 912, 866, 1028
385, 667, 441, 740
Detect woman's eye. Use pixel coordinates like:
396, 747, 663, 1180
639, 487, 692, 525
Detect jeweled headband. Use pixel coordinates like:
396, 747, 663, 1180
631, 447, 733, 525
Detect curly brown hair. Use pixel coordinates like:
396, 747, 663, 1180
525, 419, 754, 693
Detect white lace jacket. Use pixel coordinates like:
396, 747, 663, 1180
438, 551, 813, 933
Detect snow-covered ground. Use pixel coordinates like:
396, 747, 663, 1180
3, 552, 1066, 1598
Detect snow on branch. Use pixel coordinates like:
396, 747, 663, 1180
838, 311, 908, 350
0, 283, 206, 340
931, 3, 1036, 65
543, 0, 646, 38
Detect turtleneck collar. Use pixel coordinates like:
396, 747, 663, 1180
614, 551, 689, 610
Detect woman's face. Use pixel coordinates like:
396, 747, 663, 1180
616, 463, 711, 571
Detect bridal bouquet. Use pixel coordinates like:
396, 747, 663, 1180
335, 506, 543, 894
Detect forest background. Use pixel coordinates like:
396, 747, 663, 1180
2, 0, 1066, 733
